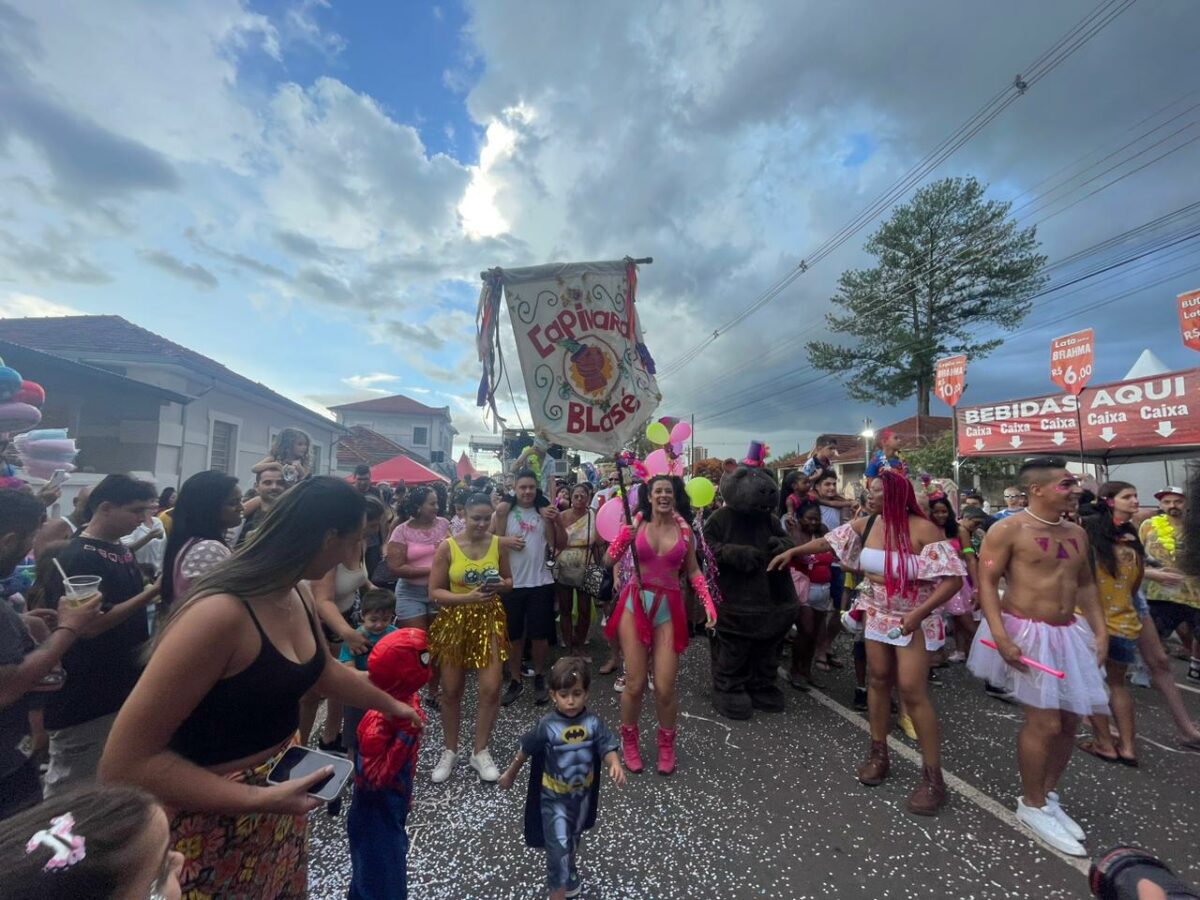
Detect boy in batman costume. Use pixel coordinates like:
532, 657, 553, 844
500, 657, 625, 899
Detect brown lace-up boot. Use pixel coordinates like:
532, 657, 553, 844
907, 764, 946, 816
856, 740, 890, 786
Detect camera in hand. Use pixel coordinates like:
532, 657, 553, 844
1090, 846, 1199, 899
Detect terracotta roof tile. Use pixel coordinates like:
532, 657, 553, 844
329, 394, 448, 416
879, 415, 953, 445
336, 425, 423, 468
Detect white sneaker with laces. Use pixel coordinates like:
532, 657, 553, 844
1045, 791, 1086, 841
470, 748, 500, 782
431, 749, 457, 784
1016, 799, 1086, 856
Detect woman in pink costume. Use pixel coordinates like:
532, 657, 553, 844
603, 475, 716, 775
927, 492, 980, 660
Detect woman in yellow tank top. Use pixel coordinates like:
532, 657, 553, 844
427, 493, 512, 784
1079, 482, 1144, 766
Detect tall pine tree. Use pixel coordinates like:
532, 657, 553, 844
806, 176, 1047, 416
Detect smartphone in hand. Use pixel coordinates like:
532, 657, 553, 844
266, 746, 353, 803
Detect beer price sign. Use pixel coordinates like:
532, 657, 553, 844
933, 355, 967, 408
1050, 329, 1094, 396
1178, 289, 1200, 352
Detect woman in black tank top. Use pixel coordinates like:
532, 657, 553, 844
99, 478, 423, 900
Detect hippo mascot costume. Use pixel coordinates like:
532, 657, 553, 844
702, 442, 797, 719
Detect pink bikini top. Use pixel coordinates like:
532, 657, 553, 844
635, 526, 688, 592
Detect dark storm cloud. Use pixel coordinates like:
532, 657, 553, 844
138, 249, 219, 290
461, 0, 1199, 448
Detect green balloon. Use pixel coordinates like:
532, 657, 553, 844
646, 421, 670, 445
685, 476, 716, 507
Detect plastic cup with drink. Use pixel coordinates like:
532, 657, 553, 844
62, 574, 102, 609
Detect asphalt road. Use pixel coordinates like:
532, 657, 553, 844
309, 632, 1200, 899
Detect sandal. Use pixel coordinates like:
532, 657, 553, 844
1076, 739, 1120, 763
1177, 736, 1200, 753
823, 654, 844, 669
787, 674, 811, 693
814, 660, 832, 672
1116, 752, 1140, 768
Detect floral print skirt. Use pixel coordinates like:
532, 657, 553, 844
170, 739, 307, 899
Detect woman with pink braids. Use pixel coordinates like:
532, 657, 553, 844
769, 470, 964, 815
603, 475, 716, 776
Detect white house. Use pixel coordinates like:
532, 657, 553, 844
0, 316, 343, 493
329, 394, 457, 479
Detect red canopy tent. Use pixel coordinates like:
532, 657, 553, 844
359, 454, 448, 485
456, 451, 483, 481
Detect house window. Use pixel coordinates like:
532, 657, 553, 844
310, 443, 323, 475
412, 426, 428, 446
210, 420, 238, 474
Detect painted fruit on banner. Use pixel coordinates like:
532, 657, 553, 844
1049, 329, 1094, 396
1178, 289, 1200, 352
933, 355, 967, 408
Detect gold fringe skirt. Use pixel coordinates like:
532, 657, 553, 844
429, 599, 509, 669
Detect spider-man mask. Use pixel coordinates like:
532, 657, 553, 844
367, 627, 433, 699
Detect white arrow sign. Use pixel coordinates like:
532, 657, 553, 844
1052, 432, 1066, 446
1099, 426, 1117, 443
974, 438, 985, 451
1009, 435, 1023, 449
1155, 421, 1176, 438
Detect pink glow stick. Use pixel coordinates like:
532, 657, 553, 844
980, 639, 1065, 679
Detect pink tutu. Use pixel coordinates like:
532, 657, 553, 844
967, 613, 1109, 716
943, 581, 975, 617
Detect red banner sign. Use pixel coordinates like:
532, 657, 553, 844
1178, 289, 1200, 352
1050, 329, 1095, 395
958, 367, 1200, 456
957, 393, 1082, 456
934, 355, 967, 408
1079, 369, 1200, 450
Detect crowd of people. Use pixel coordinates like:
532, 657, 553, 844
0, 424, 1197, 898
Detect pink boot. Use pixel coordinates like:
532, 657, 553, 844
657, 727, 677, 776
620, 724, 643, 773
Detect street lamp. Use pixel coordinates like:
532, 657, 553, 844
860, 420, 874, 482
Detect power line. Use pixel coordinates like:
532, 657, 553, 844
699, 244, 1200, 425
657, 0, 1138, 379
666, 100, 1199, 411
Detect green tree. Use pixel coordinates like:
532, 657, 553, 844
807, 176, 1047, 416
902, 431, 1018, 483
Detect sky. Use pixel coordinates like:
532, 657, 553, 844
1, 0, 1198, 467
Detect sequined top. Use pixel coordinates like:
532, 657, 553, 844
1093, 544, 1142, 639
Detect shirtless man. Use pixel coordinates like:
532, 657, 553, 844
969, 457, 1108, 857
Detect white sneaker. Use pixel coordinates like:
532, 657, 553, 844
469, 748, 500, 782
1045, 791, 1086, 841
1016, 799, 1086, 856
431, 749, 457, 783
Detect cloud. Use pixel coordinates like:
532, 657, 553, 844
0, 225, 111, 284
342, 372, 401, 391
0, 290, 82, 318
185, 227, 289, 281
138, 249, 219, 290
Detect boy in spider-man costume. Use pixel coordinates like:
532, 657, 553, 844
347, 627, 432, 900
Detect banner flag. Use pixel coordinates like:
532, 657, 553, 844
476, 259, 661, 455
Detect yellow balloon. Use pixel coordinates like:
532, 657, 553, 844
685, 476, 716, 507
646, 422, 670, 445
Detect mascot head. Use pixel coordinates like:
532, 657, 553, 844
720, 444, 781, 517
367, 627, 433, 700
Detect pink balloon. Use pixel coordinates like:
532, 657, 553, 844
596, 497, 625, 542
644, 449, 669, 476
669, 455, 686, 476
670, 422, 691, 444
